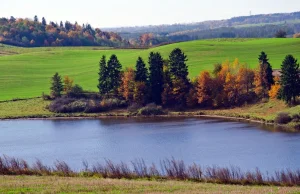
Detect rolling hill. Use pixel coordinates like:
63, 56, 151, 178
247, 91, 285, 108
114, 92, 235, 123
1, 38, 300, 101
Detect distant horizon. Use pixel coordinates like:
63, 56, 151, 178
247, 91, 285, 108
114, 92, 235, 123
2, 10, 300, 29
1, 0, 299, 28
102, 10, 300, 29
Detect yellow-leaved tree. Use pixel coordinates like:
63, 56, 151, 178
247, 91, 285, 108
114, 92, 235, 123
63, 76, 74, 94
269, 76, 281, 99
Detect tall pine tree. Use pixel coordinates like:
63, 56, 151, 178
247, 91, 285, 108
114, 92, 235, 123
149, 52, 164, 105
259, 51, 274, 88
168, 48, 190, 106
42, 17, 47, 26
50, 72, 63, 98
135, 57, 148, 82
169, 48, 188, 80
279, 55, 300, 104
34, 15, 38, 22
255, 51, 274, 98
107, 54, 122, 94
98, 55, 109, 95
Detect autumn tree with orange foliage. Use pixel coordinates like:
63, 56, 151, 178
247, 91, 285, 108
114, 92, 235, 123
119, 68, 135, 101
269, 76, 281, 99
197, 71, 213, 106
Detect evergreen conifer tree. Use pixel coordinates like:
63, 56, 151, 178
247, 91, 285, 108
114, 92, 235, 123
135, 57, 148, 82
50, 72, 63, 98
107, 54, 122, 93
279, 55, 300, 104
98, 55, 109, 95
149, 52, 164, 104
42, 17, 47, 26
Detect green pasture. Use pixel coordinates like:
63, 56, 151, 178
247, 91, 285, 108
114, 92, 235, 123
1, 38, 300, 100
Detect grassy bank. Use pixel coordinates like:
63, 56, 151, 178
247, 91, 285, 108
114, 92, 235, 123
1, 38, 300, 100
1, 176, 299, 194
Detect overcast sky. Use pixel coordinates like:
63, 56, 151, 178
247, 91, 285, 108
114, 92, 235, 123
1, 0, 299, 28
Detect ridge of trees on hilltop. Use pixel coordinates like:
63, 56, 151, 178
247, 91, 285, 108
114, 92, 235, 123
108, 12, 300, 46
0, 16, 130, 47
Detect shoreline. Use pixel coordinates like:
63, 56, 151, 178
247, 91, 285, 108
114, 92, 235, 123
0, 112, 286, 128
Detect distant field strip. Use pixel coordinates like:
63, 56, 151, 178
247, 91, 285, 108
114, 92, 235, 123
1, 38, 300, 100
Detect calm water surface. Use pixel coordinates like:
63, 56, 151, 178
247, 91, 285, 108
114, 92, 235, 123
0, 118, 300, 172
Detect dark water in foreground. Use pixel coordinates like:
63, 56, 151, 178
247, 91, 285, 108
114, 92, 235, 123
0, 117, 300, 172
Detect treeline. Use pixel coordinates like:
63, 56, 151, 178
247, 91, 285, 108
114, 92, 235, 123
131, 24, 300, 46
107, 11, 300, 35
48, 48, 299, 115
108, 12, 300, 46
0, 16, 129, 47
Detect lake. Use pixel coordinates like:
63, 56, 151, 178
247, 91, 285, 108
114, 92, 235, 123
0, 117, 300, 172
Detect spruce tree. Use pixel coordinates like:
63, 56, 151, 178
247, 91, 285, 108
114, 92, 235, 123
259, 51, 274, 88
168, 48, 190, 106
256, 51, 274, 97
135, 57, 148, 82
50, 72, 63, 98
169, 48, 188, 81
42, 17, 47, 26
34, 15, 38, 22
98, 55, 109, 95
107, 54, 122, 93
149, 52, 164, 105
279, 55, 300, 104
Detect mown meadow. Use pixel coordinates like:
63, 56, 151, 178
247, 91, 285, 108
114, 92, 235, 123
1, 38, 300, 101
2, 176, 299, 194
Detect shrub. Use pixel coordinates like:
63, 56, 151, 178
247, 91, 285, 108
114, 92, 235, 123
67, 84, 85, 98
84, 100, 102, 113
49, 97, 86, 113
63, 100, 87, 113
100, 98, 127, 111
127, 103, 142, 113
291, 114, 300, 122
274, 112, 292, 124
137, 103, 166, 116
293, 33, 300, 38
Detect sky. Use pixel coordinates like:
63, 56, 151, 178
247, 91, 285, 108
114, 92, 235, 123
1, 0, 299, 28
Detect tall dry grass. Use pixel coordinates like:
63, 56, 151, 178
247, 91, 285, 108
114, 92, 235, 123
0, 155, 299, 186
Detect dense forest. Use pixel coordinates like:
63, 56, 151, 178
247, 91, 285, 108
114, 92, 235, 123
0, 16, 130, 47
106, 12, 300, 46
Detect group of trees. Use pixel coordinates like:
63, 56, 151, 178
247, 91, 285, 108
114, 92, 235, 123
50, 48, 300, 108
0, 16, 129, 47
50, 73, 83, 99
96, 49, 299, 108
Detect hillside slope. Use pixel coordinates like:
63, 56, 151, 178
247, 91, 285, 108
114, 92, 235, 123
0, 38, 300, 100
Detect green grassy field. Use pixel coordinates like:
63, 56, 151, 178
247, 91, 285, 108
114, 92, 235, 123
1, 176, 299, 194
1, 38, 300, 101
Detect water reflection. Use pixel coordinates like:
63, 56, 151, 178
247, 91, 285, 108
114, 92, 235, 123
0, 117, 299, 172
